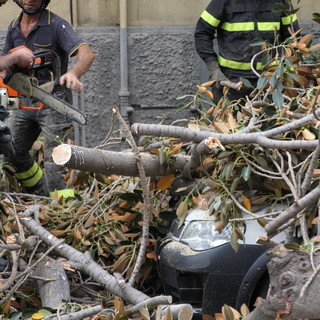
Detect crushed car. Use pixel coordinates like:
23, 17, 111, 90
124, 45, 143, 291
157, 207, 286, 318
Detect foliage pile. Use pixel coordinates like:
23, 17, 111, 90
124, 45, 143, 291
0, 169, 174, 318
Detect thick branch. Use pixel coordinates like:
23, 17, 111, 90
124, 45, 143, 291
131, 123, 318, 150
52, 144, 189, 176
265, 185, 320, 235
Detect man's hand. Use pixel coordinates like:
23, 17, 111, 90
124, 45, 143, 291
59, 72, 84, 92
206, 60, 229, 89
11, 48, 34, 68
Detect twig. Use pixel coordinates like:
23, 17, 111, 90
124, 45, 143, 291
113, 108, 153, 287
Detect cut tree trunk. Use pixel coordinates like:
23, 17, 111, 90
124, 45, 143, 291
243, 249, 320, 320
52, 144, 189, 176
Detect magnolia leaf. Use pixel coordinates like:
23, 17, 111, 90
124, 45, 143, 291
302, 128, 316, 140
230, 230, 239, 252
2, 300, 11, 314
213, 121, 230, 134
176, 201, 188, 219
31, 313, 44, 320
240, 304, 250, 317
241, 194, 251, 212
222, 304, 237, 320
214, 221, 225, 232
214, 313, 226, 320
313, 12, 320, 24
169, 142, 183, 155
162, 307, 173, 320
239, 77, 252, 88
242, 166, 251, 182
272, 89, 284, 107
139, 307, 151, 320
156, 174, 175, 191
284, 243, 300, 250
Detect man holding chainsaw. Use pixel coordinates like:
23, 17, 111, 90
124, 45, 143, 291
1, 0, 95, 197
0, 1, 34, 71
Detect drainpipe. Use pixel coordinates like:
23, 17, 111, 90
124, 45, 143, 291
119, 0, 132, 122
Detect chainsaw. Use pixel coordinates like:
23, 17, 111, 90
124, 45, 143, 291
0, 46, 87, 125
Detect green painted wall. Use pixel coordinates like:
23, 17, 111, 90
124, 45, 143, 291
0, 0, 318, 29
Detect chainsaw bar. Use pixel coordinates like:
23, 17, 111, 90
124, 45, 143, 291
6, 73, 87, 125
32, 85, 87, 125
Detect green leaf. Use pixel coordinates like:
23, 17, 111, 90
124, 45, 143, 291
276, 63, 284, 77
269, 75, 278, 88
213, 196, 222, 211
284, 243, 301, 250
272, 89, 284, 107
257, 76, 268, 89
313, 12, 320, 23
176, 94, 190, 100
239, 77, 252, 88
249, 39, 266, 47
11, 313, 23, 320
242, 166, 251, 182
230, 177, 240, 192
264, 105, 277, 116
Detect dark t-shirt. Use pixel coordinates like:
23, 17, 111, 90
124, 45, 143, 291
3, 9, 86, 105
3, 9, 85, 74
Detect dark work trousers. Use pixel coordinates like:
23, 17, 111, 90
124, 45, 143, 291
4, 107, 73, 195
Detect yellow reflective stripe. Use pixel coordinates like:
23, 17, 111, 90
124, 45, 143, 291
15, 162, 39, 180
221, 21, 254, 31
258, 22, 280, 31
50, 189, 75, 199
218, 55, 263, 71
282, 13, 298, 25
200, 10, 220, 27
15, 163, 43, 188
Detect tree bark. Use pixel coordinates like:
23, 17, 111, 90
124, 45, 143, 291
131, 123, 319, 150
34, 255, 70, 308
52, 144, 189, 176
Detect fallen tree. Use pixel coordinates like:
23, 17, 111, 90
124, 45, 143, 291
1, 15, 320, 320
49, 29, 320, 320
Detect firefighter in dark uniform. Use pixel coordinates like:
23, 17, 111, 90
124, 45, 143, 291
2, 0, 95, 197
194, 0, 300, 103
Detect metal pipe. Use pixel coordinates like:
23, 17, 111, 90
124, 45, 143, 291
119, 0, 131, 120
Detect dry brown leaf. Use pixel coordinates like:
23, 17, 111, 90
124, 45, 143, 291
156, 174, 175, 191
213, 122, 229, 134
302, 128, 316, 140
241, 194, 251, 212
169, 142, 183, 155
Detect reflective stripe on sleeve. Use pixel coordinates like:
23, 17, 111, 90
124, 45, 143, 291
200, 10, 221, 27
281, 13, 298, 25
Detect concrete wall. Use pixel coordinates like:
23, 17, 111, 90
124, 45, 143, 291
0, 1, 319, 148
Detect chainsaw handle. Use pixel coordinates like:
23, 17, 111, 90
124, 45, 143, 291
29, 49, 61, 85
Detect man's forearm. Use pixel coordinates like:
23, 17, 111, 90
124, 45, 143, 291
0, 54, 17, 72
68, 44, 95, 78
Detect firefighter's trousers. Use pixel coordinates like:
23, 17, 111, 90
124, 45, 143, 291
4, 107, 73, 196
